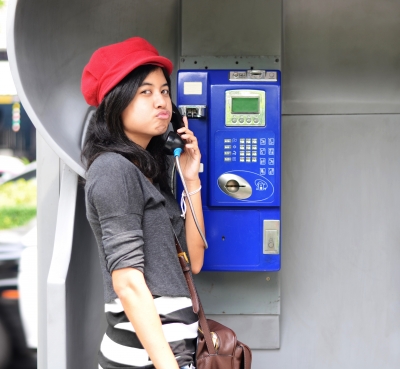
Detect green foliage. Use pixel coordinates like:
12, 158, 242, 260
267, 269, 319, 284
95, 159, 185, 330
0, 178, 37, 229
20, 157, 31, 165
0, 206, 36, 229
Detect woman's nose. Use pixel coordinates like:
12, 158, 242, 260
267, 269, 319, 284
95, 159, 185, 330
154, 92, 167, 108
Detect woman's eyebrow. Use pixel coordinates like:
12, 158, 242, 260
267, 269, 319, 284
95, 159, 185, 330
140, 82, 169, 87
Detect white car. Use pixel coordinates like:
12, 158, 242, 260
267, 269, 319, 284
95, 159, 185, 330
0, 156, 26, 183
0, 164, 37, 368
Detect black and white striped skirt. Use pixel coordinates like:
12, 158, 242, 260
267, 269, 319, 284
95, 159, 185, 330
98, 296, 198, 368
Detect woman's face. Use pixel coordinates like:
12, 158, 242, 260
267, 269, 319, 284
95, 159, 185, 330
121, 67, 172, 148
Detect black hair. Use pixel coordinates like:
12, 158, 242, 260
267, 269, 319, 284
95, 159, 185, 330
81, 64, 172, 191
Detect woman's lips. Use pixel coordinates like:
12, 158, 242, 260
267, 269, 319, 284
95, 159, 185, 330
156, 111, 170, 119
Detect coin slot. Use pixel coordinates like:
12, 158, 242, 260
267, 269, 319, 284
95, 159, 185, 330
218, 173, 252, 199
225, 179, 245, 193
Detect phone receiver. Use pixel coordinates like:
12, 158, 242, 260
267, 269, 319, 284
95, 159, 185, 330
166, 104, 208, 248
164, 103, 186, 155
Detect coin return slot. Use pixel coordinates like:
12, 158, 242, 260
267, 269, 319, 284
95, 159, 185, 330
263, 220, 280, 255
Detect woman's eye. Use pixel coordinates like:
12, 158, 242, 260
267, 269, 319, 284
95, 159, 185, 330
162, 89, 170, 95
141, 89, 151, 94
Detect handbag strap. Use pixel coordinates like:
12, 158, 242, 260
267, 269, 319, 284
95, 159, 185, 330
173, 232, 216, 355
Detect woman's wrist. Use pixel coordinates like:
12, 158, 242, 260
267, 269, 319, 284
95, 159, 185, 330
184, 178, 201, 193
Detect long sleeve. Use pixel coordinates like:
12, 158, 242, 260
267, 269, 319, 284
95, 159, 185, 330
87, 153, 146, 273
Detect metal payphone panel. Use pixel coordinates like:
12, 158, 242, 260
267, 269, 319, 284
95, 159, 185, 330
177, 70, 281, 271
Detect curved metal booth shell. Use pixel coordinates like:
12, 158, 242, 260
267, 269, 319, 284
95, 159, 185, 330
7, 1, 180, 368
7, 0, 180, 178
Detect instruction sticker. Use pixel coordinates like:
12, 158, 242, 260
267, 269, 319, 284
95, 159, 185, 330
184, 82, 202, 95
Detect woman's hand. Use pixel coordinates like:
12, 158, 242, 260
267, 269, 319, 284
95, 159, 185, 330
177, 116, 201, 184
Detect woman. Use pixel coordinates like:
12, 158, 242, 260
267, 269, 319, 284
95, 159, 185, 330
81, 37, 205, 369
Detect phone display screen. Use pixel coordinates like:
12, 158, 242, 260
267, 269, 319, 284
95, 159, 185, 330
231, 98, 259, 114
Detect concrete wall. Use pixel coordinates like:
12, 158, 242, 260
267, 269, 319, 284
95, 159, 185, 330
271, 1, 400, 366
273, 114, 400, 368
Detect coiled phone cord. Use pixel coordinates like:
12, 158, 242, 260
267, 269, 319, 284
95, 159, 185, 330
174, 149, 209, 249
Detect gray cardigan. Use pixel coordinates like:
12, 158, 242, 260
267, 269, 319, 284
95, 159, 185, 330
85, 152, 190, 303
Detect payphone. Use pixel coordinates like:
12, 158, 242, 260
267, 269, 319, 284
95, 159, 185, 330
177, 70, 281, 271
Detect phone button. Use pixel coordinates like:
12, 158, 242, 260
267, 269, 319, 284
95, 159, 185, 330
232, 118, 237, 124
239, 118, 245, 124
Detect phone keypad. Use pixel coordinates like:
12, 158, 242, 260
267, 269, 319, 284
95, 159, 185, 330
222, 136, 276, 176
222, 137, 261, 164
239, 138, 259, 163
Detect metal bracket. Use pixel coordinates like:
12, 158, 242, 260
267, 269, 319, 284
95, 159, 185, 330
178, 105, 207, 119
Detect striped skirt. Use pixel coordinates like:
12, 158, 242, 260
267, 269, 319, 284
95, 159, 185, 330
98, 296, 198, 368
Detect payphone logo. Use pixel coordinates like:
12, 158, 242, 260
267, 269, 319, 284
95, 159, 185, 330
255, 179, 269, 191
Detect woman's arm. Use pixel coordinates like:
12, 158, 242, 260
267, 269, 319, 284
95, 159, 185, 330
177, 117, 206, 274
182, 177, 205, 274
112, 268, 179, 369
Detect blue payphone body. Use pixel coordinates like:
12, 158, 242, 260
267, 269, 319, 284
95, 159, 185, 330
177, 70, 281, 271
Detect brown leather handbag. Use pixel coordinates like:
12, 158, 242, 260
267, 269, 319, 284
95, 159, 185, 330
175, 236, 252, 369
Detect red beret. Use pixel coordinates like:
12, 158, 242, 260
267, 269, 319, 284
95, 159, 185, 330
81, 37, 173, 107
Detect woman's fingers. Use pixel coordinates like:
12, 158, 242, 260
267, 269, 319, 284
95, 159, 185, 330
182, 115, 189, 128
181, 134, 197, 144
177, 127, 198, 148
177, 126, 193, 137
176, 120, 201, 164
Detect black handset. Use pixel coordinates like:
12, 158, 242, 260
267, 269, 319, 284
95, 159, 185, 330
164, 103, 186, 155
171, 103, 185, 132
